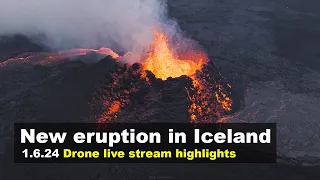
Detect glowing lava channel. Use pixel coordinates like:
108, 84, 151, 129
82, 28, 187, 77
0, 47, 119, 67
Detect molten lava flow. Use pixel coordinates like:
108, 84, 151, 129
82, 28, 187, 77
93, 65, 146, 123
57, 47, 119, 59
187, 73, 233, 123
0, 47, 119, 67
140, 29, 232, 122
97, 100, 121, 122
141, 30, 207, 80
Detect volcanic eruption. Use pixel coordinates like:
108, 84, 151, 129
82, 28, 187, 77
0, 0, 232, 123
0, 28, 232, 123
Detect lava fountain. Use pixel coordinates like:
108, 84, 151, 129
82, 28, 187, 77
141, 30, 207, 80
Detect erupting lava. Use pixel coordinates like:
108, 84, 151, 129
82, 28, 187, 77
141, 31, 207, 80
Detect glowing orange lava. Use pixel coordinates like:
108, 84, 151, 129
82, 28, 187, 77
94, 68, 143, 123
97, 101, 121, 123
141, 30, 207, 80
187, 75, 233, 123
0, 47, 119, 67
57, 47, 119, 59
140, 29, 232, 122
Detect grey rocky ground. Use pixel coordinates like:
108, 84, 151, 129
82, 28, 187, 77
168, 0, 320, 165
1, 0, 320, 179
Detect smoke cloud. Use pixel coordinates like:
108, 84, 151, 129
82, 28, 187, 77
0, 0, 176, 53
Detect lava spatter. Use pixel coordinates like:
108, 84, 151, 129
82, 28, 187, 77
91, 64, 149, 123
186, 65, 233, 123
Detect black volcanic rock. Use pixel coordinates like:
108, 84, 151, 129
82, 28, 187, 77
33, 56, 118, 122
0, 34, 44, 61
75, 51, 107, 64
132, 63, 141, 70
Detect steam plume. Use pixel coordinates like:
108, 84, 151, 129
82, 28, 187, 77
0, 0, 175, 53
